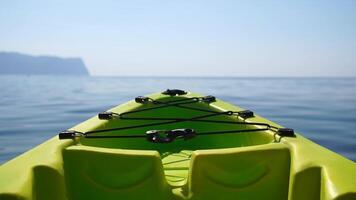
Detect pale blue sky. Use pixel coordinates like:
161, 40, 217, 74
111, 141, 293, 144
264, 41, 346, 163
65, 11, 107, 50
0, 0, 355, 76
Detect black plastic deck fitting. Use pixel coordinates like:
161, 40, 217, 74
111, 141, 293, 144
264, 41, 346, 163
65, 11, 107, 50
98, 111, 115, 120
135, 96, 150, 103
277, 128, 295, 137
162, 89, 187, 96
201, 95, 216, 103
146, 128, 196, 143
238, 110, 254, 119
58, 130, 78, 139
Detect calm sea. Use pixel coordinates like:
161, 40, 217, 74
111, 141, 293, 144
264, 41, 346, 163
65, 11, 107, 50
0, 75, 355, 163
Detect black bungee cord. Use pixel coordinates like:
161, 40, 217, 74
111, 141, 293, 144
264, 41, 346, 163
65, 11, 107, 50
59, 90, 294, 143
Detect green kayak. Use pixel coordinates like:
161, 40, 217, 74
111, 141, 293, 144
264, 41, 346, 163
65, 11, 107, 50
1, 90, 355, 200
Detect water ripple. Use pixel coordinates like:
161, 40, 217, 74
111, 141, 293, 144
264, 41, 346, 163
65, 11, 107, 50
0, 76, 355, 163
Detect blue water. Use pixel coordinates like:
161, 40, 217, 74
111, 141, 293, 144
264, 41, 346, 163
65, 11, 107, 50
0, 75, 355, 163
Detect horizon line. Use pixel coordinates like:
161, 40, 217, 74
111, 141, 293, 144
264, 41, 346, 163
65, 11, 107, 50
1, 74, 356, 78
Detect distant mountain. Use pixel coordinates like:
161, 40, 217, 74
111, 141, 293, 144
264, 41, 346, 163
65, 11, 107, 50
0, 52, 89, 75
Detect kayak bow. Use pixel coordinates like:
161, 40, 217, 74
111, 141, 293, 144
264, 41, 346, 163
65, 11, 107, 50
1, 90, 355, 200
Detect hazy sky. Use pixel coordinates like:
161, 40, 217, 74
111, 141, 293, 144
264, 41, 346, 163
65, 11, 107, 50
1, 0, 355, 76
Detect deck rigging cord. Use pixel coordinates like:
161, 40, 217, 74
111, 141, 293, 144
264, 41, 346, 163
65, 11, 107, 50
59, 90, 295, 142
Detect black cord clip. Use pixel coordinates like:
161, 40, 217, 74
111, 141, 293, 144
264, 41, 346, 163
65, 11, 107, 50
98, 112, 117, 120
58, 130, 82, 139
201, 95, 216, 103
162, 89, 187, 96
238, 110, 254, 119
146, 128, 196, 143
135, 96, 150, 103
277, 128, 295, 137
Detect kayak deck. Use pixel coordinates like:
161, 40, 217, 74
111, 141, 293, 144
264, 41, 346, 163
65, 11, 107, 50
77, 95, 275, 188
79, 96, 274, 150
1, 91, 356, 200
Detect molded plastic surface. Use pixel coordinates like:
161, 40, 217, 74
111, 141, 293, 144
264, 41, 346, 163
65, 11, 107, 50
189, 143, 290, 200
1, 92, 355, 200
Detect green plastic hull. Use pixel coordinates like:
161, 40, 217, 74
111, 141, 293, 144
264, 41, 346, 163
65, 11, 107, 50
1, 91, 355, 200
